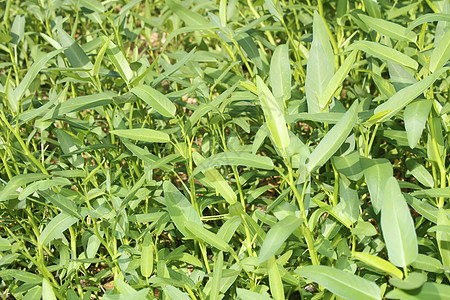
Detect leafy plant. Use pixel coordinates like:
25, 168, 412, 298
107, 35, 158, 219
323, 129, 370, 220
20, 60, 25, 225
0, 0, 449, 299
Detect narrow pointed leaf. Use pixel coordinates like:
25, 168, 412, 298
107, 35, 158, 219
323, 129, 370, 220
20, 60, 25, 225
360, 158, 392, 214
297, 265, 381, 300
193, 152, 237, 204
270, 44, 291, 101
320, 50, 357, 108
352, 251, 403, 279
404, 99, 433, 149
430, 30, 450, 72
386, 282, 450, 300
436, 210, 450, 269
374, 67, 448, 122
359, 14, 417, 42
210, 251, 224, 300
110, 129, 170, 143
166, 0, 209, 26
163, 181, 202, 238
140, 232, 154, 278
406, 158, 434, 188
10, 14, 25, 45
58, 29, 93, 70
192, 151, 273, 177
306, 101, 358, 173
389, 272, 426, 290
165, 286, 191, 300
381, 177, 418, 267
107, 41, 133, 83
350, 41, 418, 70
184, 221, 233, 252
259, 216, 303, 263
59, 91, 115, 115
39, 212, 78, 246
13, 49, 64, 100
42, 278, 57, 300
305, 12, 334, 113
268, 256, 284, 300
256, 76, 290, 151
130, 85, 176, 118
0, 173, 49, 201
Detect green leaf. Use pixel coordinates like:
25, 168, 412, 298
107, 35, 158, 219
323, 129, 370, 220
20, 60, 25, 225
192, 152, 237, 204
184, 221, 233, 252
306, 101, 358, 173
40, 212, 78, 246
407, 13, 450, 31
374, 67, 448, 122
259, 216, 303, 263
381, 177, 418, 267
42, 278, 57, 300
140, 232, 153, 278
192, 151, 274, 177
152, 48, 196, 86
406, 158, 434, 188
10, 14, 25, 45
0, 270, 41, 283
270, 44, 291, 102
24, 286, 42, 300
349, 41, 418, 70
337, 176, 359, 223
359, 14, 416, 42
38, 190, 81, 219
79, 0, 105, 13
333, 151, 363, 181
388, 61, 416, 91
305, 11, 334, 113
0, 237, 11, 251
256, 76, 290, 151
106, 41, 133, 83
165, 285, 191, 300
411, 254, 444, 273
389, 272, 426, 290
0, 173, 49, 201
59, 91, 115, 115
219, 0, 227, 27
130, 85, 176, 118
58, 28, 93, 70
360, 157, 393, 214
163, 181, 202, 238
93, 35, 113, 77
320, 50, 357, 109
210, 251, 224, 300
352, 252, 403, 279
268, 256, 285, 300
430, 30, 450, 72
297, 265, 381, 300
237, 288, 272, 300
217, 216, 241, 243
237, 33, 263, 70
404, 194, 439, 224
13, 48, 64, 100
386, 282, 450, 299
19, 177, 71, 200
166, 0, 209, 26
110, 129, 170, 143
404, 99, 433, 149
436, 210, 450, 269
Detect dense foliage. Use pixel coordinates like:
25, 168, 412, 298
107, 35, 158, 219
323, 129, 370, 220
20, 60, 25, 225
0, 0, 449, 299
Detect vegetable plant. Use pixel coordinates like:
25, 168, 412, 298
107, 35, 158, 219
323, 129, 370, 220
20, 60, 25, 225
0, 0, 449, 299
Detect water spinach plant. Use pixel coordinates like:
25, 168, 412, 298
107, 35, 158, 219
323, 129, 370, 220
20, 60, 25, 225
0, 0, 449, 299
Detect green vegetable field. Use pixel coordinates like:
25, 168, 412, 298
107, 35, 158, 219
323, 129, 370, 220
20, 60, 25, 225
0, 0, 449, 299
